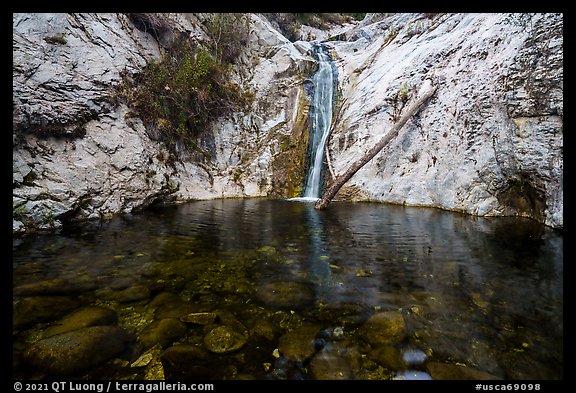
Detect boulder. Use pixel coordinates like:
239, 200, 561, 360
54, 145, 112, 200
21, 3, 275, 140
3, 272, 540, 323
358, 311, 406, 345
42, 306, 118, 338
24, 325, 135, 375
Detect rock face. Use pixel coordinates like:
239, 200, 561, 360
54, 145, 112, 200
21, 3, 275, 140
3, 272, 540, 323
325, 13, 562, 228
13, 13, 563, 232
12, 13, 316, 233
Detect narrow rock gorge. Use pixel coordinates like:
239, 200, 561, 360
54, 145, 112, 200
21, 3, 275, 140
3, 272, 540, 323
13, 13, 563, 233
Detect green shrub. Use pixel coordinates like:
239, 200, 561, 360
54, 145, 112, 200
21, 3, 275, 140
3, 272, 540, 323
205, 13, 250, 65
121, 37, 252, 156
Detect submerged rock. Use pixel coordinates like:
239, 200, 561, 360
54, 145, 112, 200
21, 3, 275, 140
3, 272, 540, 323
42, 306, 118, 338
180, 312, 217, 325
358, 311, 406, 345
255, 281, 315, 309
13, 296, 81, 329
148, 292, 202, 320
114, 285, 151, 303
139, 318, 187, 349
23, 325, 135, 375
14, 278, 97, 296
277, 324, 321, 362
161, 344, 211, 366
367, 345, 405, 371
426, 362, 502, 380
250, 319, 279, 341
203, 325, 248, 354
161, 344, 212, 379
309, 346, 354, 380
131, 344, 165, 380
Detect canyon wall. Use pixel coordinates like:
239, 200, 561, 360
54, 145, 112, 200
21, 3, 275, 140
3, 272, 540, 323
13, 13, 563, 232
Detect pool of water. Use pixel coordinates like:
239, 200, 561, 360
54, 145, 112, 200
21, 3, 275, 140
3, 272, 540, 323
12, 199, 563, 380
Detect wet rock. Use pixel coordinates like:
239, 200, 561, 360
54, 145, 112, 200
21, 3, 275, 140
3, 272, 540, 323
250, 319, 278, 341
277, 324, 321, 362
161, 344, 211, 365
318, 302, 369, 326
109, 276, 138, 291
42, 306, 118, 338
255, 281, 315, 309
14, 278, 96, 296
148, 292, 181, 309
367, 345, 405, 371
203, 326, 248, 354
148, 292, 202, 320
214, 309, 249, 336
13, 296, 81, 329
358, 311, 406, 345
130, 344, 165, 380
309, 347, 354, 380
139, 318, 187, 349
233, 373, 257, 380
23, 325, 135, 375
144, 356, 165, 380
114, 285, 151, 303
180, 312, 217, 325
161, 344, 212, 379
426, 362, 502, 380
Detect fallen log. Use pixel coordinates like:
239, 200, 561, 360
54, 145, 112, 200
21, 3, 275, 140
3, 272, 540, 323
315, 82, 438, 210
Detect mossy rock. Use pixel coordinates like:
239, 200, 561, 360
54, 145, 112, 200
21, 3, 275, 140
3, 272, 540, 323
203, 325, 247, 354
357, 311, 406, 345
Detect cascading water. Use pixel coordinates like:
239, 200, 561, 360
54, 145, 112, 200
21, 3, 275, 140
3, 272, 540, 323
298, 43, 336, 201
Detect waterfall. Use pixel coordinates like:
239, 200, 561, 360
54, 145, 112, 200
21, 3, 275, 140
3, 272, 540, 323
301, 43, 336, 200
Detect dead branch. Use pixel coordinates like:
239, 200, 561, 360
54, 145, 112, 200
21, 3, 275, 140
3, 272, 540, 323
315, 82, 437, 209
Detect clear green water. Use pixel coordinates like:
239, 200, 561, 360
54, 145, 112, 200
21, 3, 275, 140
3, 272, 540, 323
12, 199, 563, 380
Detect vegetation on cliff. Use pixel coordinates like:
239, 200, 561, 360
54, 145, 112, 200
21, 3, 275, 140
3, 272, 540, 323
120, 13, 254, 157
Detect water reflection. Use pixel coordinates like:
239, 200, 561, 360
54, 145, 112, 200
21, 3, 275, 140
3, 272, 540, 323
13, 199, 563, 380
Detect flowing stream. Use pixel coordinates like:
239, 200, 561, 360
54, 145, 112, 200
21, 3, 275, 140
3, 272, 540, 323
301, 43, 336, 200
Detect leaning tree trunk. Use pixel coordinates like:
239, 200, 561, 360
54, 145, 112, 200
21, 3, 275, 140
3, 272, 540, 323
315, 83, 438, 210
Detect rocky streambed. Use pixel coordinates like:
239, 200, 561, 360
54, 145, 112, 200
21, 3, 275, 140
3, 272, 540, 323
14, 279, 498, 380
13, 199, 563, 380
